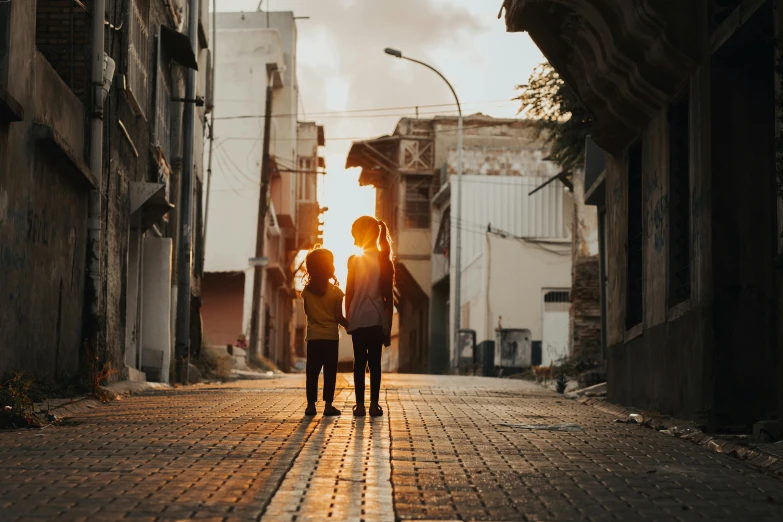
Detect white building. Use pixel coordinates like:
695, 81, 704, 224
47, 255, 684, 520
202, 10, 323, 371
430, 117, 574, 372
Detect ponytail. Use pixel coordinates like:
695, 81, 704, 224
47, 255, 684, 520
376, 219, 395, 300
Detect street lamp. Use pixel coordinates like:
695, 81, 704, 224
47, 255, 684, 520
384, 47, 463, 372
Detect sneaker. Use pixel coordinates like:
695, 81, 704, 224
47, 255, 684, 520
324, 405, 341, 416
304, 404, 317, 416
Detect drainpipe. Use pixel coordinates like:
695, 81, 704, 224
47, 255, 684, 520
87, 0, 106, 347
174, 0, 199, 384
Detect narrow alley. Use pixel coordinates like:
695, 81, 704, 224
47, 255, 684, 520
2, 375, 782, 521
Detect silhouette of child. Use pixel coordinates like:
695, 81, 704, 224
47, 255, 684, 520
301, 247, 348, 416
346, 216, 394, 417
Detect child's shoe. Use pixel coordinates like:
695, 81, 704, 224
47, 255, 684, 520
324, 405, 341, 416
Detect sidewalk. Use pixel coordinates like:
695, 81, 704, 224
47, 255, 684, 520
1, 374, 782, 521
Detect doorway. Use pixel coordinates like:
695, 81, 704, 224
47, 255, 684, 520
710, 4, 777, 430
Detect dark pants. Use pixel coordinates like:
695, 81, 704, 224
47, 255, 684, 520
306, 340, 338, 404
351, 325, 383, 404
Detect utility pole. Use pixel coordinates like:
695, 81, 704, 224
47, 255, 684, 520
248, 74, 275, 357
174, 0, 200, 384
203, 0, 217, 253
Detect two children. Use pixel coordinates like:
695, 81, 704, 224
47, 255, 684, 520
301, 216, 394, 418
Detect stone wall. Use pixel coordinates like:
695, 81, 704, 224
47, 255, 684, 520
570, 256, 601, 365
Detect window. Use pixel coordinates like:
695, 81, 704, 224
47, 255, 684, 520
34, 0, 91, 101
668, 91, 691, 306
153, 34, 171, 162
298, 157, 315, 201
0, 0, 10, 85
544, 290, 571, 313
128, 0, 151, 118
433, 207, 450, 256
404, 175, 431, 229
626, 140, 644, 329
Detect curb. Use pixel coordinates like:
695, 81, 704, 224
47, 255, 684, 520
33, 381, 173, 422
578, 396, 783, 478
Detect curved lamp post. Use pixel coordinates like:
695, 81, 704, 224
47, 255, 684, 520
384, 48, 463, 372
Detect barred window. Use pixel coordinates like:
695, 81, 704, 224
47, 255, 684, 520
404, 175, 430, 229
153, 39, 171, 161
544, 290, 570, 313
668, 91, 691, 306
128, 0, 151, 118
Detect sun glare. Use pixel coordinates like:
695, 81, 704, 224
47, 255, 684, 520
318, 161, 376, 287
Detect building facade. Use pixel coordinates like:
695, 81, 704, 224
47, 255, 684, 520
429, 117, 573, 373
347, 116, 574, 374
201, 10, 324, 371
504, 0, 783, 430
0, 0, 211, 383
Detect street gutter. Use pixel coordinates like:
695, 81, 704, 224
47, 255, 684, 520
575, 395, 783, 479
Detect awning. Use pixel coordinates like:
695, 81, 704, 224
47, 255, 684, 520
528, 171, 573, 196
584, 136, 606, 207
345, 136, 400, 187
130, 182, 174, 232
0, 82, 24, 123
161, 25, 198, 70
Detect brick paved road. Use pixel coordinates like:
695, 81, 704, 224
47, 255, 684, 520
2, 374, 783, 521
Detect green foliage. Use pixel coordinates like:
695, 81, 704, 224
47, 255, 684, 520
0, 372, 38, 428
515, 63, 594, 173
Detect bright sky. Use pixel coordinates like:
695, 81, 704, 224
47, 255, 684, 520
215, 0, 544, 284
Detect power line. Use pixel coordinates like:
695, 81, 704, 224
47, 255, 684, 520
215, 121, 539, 144
214, 105, 509, 121
212, 98, 514, 117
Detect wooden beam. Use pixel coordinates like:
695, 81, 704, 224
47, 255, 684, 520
361, 140, 398, 171
711, 0, 769, 53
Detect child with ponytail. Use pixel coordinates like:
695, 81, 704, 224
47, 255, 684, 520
301, 247, 349, 416
346, 216, 394, 417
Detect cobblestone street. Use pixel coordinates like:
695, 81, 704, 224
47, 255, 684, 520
2, 374, 783, 521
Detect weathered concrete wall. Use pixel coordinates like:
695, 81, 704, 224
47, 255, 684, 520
605, 102, 710, 421
605, 4, 779, 429
0, 3, 89, 379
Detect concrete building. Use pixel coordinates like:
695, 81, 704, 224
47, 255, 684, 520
503, 0, 783, 430
0, 0, 211, 383
347, 116, 574, 374
201, 11, 324, 371
429, 117, 574, 373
